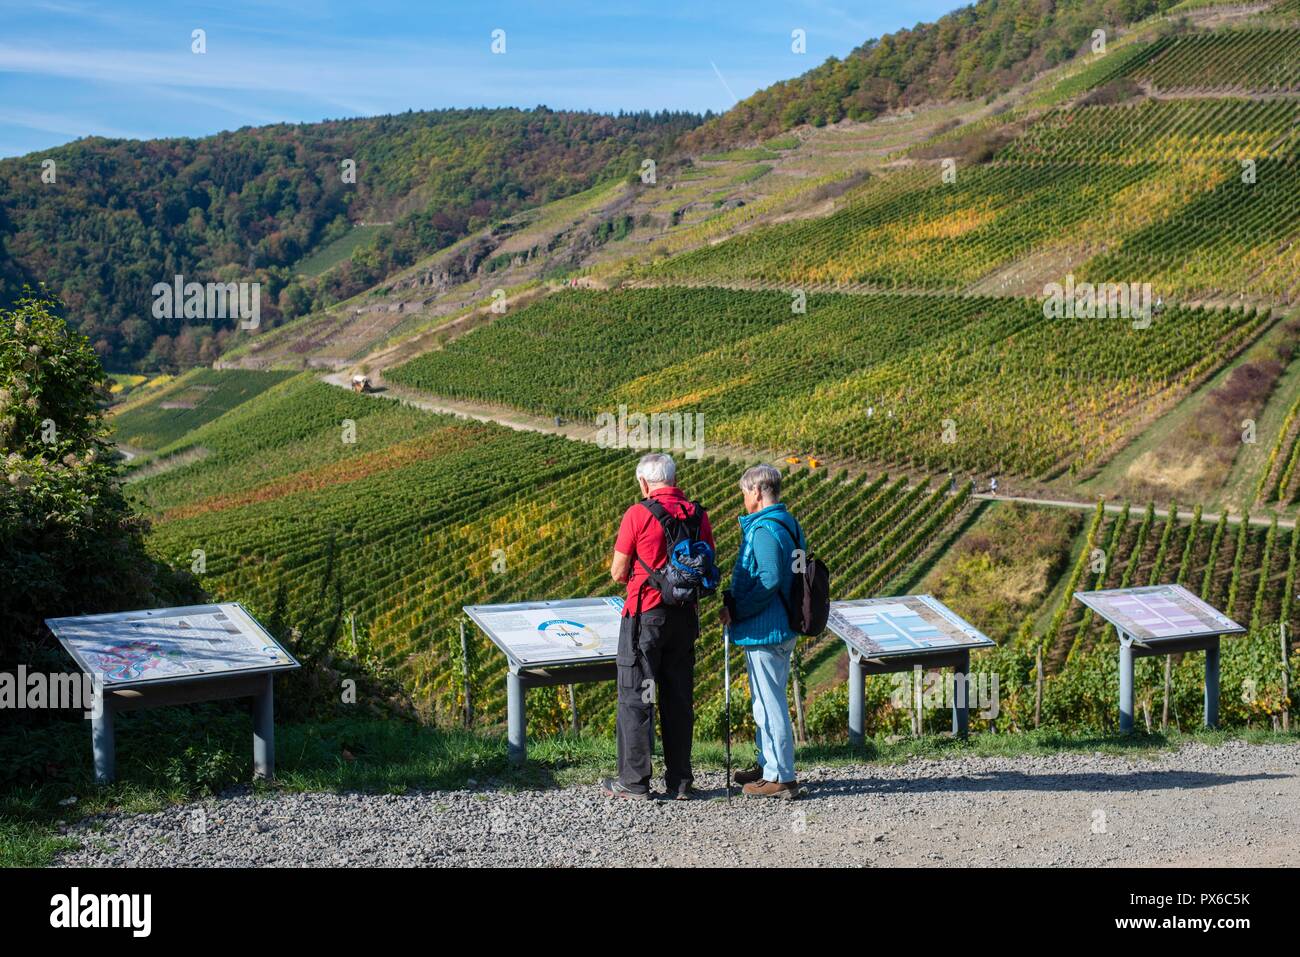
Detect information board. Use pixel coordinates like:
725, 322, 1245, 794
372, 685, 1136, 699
1073, 584, 1244, 643
465, 597, 626, 667
826, 594, 996, 658
46, 603, 299, 689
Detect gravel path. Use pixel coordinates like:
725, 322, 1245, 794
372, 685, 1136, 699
56, 741, 1300, 867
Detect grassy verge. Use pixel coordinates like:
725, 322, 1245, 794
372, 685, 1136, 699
4, 706, 1296, 867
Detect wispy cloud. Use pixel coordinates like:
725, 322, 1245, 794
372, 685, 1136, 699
138, 85, 293, 128
0, 107, 150, 141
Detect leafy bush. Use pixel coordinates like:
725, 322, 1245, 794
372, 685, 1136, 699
0, 294, 200, 680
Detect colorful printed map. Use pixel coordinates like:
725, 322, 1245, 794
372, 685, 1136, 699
46, 604, 298, 687
827, 595, 995, 658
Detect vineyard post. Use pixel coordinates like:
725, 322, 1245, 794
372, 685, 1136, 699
459, 619, 473, 728
1034, 645, 1043, 729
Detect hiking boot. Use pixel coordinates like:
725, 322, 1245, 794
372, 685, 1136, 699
742, 779, 799, 800
733, 765, 764, 786
601, 778, 651, 801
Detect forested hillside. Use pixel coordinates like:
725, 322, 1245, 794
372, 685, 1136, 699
0, 108, 700, 370
680, 0, 1179, 150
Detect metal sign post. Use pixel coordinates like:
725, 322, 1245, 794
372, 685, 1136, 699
465, 597, 625, 765
1074, 584, 1244, 732
827, 595, 996, 744
847, 647, 975, 743
46, 603, 299, 784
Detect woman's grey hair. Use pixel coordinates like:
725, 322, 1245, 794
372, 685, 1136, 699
636, 452, 677, 485
739, 464, 782, 500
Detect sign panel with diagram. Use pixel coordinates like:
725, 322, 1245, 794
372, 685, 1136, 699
465, 597, 626, 667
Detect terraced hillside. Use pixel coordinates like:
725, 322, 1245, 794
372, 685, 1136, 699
387, 287, 1271, 478
1121, 27, 1300, 91
652, 98, 1300, 304
132, 374, 973, 732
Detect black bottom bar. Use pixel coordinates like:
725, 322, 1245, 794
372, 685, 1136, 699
5, 867, 1279, 941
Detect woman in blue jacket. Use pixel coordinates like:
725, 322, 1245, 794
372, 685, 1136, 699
720, 464, 802, 799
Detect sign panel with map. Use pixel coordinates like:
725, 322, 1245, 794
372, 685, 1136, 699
1073, 584, 1244, 643
46, 603, 299, 689
465, 597, 626, 667
826, 595, 996, 659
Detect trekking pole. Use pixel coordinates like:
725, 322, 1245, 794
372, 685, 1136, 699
724, 624, 732, 803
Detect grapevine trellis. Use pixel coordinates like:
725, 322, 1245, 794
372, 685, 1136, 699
1123, 28, 1300, 94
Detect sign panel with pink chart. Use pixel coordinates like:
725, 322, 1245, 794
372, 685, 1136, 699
1073, 584, 1244, 643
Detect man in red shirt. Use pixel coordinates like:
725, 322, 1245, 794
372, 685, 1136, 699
603, 452, 714, 800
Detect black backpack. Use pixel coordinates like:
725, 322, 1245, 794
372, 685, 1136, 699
635, 499, 720, 608
759, 515, 831, 637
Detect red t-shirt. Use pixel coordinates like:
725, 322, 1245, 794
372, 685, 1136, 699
614, 486, 715, 615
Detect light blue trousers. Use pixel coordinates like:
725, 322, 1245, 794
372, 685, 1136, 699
744, 638, 797, 783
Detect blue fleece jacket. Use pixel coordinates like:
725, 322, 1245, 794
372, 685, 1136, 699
728, 504, 803, 647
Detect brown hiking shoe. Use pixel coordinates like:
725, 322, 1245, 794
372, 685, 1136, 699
742, 779, 799, 800
733, 765, 764, 786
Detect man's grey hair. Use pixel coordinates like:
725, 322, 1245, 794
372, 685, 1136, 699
636, 452, 677, 486
739, 464, 782, 500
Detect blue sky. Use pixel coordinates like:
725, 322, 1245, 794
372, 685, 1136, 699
0, 1, 961, 158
